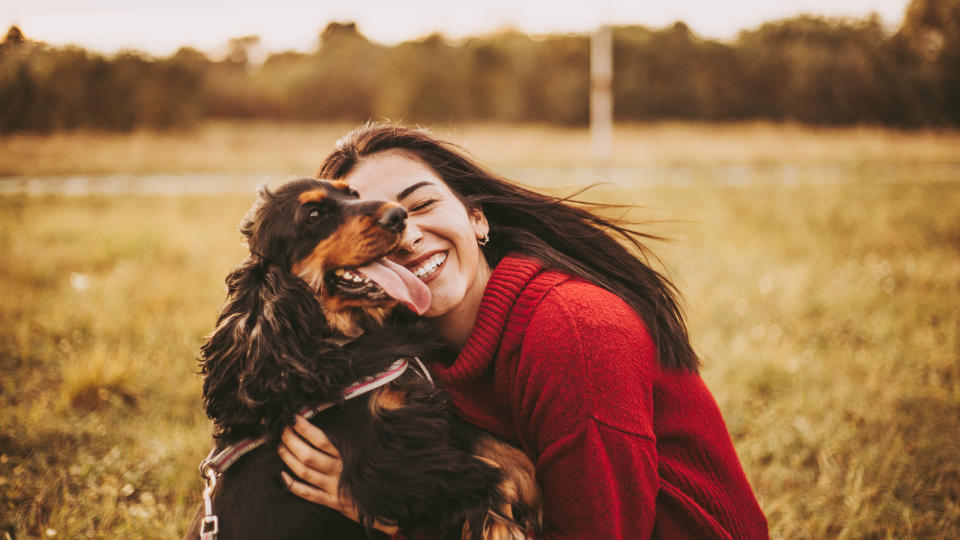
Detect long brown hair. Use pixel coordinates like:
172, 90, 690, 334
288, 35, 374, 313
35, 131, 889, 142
316, 124, 699, 372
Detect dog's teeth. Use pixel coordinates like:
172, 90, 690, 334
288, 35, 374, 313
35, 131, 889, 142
336, 269, 366, 283
334, 269, 346, 277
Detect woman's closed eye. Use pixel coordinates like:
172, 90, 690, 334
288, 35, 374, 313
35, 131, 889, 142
408, 199, 438, 213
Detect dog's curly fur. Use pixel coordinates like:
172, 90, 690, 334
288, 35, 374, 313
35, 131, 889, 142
184, 178, 541, 540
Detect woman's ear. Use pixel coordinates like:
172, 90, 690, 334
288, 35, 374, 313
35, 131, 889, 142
469, 207, 489, 241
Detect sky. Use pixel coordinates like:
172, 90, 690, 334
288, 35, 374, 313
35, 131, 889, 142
1, 0, 912, 57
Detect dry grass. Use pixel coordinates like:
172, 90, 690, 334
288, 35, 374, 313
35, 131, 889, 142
0, 121, 356, 177
457, 122, 960, 167
641, 182, 960, 538
0, 194, 249, 539
60, 342, 140, 411
1, 122, 959, 539
2, 121, 960, 177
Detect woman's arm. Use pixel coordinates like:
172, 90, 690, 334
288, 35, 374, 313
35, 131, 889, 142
512, 281, 662, 539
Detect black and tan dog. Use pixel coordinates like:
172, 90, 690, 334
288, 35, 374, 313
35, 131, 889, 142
185, 178, 541, 540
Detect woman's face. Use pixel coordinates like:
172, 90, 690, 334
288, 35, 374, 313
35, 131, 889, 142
342, 150, 490, 320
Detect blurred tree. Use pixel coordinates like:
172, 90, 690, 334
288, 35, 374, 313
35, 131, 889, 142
377, 33, 464, 121
205, 34, 278, 119
3, 25, 24, 47
614, 24, 750, 121
2, 11, 960, 132
456, 32, 588, 124
613, 22, 754, 120
736, 16, 914, 124
0, 28, 205, 133
227, 35, 261, 67
460, 32, 539, 122
0, 26, 35, 131
526, 34, 589, 124
281, 22, 381, 121
898, 0, 960, 122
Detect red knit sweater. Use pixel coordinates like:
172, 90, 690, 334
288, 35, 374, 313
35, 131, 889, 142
429, 255, 768, 539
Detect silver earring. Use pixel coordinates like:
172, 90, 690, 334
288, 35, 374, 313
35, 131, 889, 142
477, 233, 490, 246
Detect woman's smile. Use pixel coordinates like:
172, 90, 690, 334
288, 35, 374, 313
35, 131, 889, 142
408, 250, 448, 282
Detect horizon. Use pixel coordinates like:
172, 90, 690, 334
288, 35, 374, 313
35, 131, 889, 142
2, 0, 911, 58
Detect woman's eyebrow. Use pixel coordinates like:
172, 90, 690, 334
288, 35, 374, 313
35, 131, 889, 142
396, 181, 435, 201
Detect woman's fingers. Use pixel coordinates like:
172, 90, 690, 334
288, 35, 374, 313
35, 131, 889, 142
280, 419, 340, 469
277, 419, 400, 536
281, 470, 338, 507
278, 418, 343, 496
292, 414, 341, 458
278, 438, 339, 491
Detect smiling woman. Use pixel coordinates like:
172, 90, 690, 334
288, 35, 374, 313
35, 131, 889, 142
341, 151, 492, 347
277, 124, 769, 539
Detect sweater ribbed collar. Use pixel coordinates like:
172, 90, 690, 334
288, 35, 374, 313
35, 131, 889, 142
434, 254, 544, 382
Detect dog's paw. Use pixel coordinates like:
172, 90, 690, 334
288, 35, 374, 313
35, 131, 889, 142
469, 439, 544, 539
461, 505, 529, 540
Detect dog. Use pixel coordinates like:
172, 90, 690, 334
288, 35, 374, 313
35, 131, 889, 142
184, 178, 542, 540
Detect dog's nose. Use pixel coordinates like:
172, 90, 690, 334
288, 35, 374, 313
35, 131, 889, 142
377, 205, 407, 233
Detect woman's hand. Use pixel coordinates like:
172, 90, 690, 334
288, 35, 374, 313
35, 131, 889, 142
278, 414, 399, 536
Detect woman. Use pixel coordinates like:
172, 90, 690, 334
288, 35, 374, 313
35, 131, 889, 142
277, 124, 768, 539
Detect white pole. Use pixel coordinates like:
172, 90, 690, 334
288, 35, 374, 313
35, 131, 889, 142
591, 24, 613, 166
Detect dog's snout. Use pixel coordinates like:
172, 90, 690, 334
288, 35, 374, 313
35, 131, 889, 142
377, 205, 407, 233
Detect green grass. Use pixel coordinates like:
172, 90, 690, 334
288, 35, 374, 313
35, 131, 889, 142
1, 124, 959, 538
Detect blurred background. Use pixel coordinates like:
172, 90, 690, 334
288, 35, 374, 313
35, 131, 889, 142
1, 0, 958, 538
1, 0, 959, 133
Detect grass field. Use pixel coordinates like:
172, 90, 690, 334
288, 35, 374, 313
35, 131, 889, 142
3, 120, 960, 177
2, 122, 959, 539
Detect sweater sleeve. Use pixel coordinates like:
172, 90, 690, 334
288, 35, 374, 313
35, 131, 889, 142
511, 281, 661, 539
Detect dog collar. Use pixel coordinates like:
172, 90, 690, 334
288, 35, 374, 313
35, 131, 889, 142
200, 357, 427, 477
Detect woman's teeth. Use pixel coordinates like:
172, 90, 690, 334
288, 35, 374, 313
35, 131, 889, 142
412, 252, 447, 279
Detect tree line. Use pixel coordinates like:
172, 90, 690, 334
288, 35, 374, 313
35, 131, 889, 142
1, 0, 957, 133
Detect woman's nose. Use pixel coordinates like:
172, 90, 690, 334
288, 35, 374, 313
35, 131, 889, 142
397, 219, 423, 253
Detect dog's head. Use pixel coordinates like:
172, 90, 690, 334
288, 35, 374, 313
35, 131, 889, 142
201, 178, 432, 440
241, 177, 430, 335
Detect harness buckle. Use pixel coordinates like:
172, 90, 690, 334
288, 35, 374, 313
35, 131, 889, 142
200, 466, 219, 539
200, 515, 219, 538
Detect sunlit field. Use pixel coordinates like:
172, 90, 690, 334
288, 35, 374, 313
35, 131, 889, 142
3, 120, 960, 177
1, 122, 959, 539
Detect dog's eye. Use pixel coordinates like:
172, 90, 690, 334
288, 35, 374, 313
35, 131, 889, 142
306, 208, 331, 224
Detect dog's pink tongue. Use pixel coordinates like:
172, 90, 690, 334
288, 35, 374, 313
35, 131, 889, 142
356, 258, 432, 315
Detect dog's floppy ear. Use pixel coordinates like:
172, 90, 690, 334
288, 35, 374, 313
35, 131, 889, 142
200, 257, 348, 441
